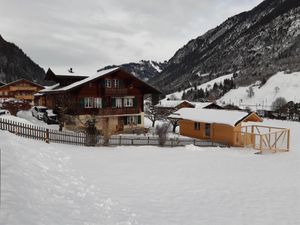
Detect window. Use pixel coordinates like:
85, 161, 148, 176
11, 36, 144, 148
205, 123, 211, 137
112, 98, 122, 108
113, 79, 119, 88
194, 122, 200, 131
116, 98, 122, 108
94, 98, 102, 108
84, 97, 93, 108
105, 79, 112, 88
124, 97, 133, 107
125, 115, 141, 125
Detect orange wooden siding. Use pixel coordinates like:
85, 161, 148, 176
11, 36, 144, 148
179, 120, 236, 145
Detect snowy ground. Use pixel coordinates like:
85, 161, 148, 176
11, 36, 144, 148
1, 119, 300, 225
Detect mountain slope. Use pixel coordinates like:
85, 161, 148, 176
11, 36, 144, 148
150, 0, 300, 93
97, 60, 167, 81
0, 35, 45, 84
218, 71, 300, 110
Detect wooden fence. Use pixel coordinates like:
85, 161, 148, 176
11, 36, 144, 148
234, 125, 290, 153
0, 117, 227, 148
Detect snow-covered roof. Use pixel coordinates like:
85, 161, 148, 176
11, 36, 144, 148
43, 68, 119, 93
38, 84, 60, 94
155, 100, 193, 108
191, 102, 213, 109
169, 108, 255, 126
49, 68, 91, 77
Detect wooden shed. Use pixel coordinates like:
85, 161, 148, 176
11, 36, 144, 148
170, 108, 263, 147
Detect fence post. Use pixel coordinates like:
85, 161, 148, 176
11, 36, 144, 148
148, 136, 150, 145
45, 129, 49, 144
119, 135, 121, 145
193, 139, 196, 146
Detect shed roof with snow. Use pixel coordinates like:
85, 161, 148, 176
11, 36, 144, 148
169, 108, 262, 126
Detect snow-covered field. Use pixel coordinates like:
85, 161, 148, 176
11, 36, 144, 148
1, 119, 299, 225
219, 71, 300, 110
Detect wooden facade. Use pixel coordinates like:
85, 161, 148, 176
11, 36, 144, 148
37, 68, 160, 133
174, 110, 263, 146
0, 79, 44, 102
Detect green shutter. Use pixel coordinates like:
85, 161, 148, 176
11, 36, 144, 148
80, 98, 85, 108
112, 98, 116, 108
133, 97, 138, 107
119, 79, 124, 88
137, 115, 141, 124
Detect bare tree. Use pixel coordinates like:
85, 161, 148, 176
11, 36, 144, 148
145, 104, 160, 127
156, 123, 169, 146
272, 97, 287, 117
169, 118, 180, 133
246, 86, 255, 98
54, 93, 80, 131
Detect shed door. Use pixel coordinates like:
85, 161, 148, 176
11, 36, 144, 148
205, 123, 211, 137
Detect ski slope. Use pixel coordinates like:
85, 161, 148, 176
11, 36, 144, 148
219, 71, 300, 110
1, 118, 300, 225
165, 73, 234, 100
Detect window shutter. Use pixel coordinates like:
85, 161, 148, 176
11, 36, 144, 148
137, 115, 141, 124
133, 97, 138, 107
119, 79, 124, 88
80, 98, 85, 108
112, 98, 116, 108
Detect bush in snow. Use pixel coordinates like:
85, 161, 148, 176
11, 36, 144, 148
272, 97, 287, 117
155, 123, 169, 146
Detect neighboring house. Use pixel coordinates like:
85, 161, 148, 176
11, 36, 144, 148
36, 67, 161, 133
0, 81, 6, 87
192, 102, 223, 109
155, 100, 195, 118
169, 108, 262, 146
0, 79, 44, 102
155, 100, 223, 118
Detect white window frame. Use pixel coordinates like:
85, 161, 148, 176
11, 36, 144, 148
94, 98, 102, 108
113, 79, 119, 88
124, 97, 133, 107
115, 98, 122, 108
105, 79, 112, 88
84, 97, 93, 108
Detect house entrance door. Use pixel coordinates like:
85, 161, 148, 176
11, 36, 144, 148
117, 117, 124, 131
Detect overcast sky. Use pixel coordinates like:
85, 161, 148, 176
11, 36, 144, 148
0, 0, 262, 74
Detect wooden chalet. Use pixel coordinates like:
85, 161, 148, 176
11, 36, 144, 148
0, 79, 44, 102
36, 67, 161, 133
0, 81, 6, 87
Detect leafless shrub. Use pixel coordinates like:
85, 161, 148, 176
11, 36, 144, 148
155, 123, 169, 146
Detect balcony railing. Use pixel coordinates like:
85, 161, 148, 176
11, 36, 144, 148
104, 88, 128, 96
98, 107, 139, 115
10, 86, 38, 91
15, 95, 34, 100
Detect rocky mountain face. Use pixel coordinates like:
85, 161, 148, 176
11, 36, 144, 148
98, 60, 167, 81
0, 35, 45, 84
150, 0, 300, 94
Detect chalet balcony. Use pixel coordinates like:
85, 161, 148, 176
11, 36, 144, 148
104, 88, 128, 96
10, 86, 38, 91
98, 107, 140, 115
15, 95, 34, 100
